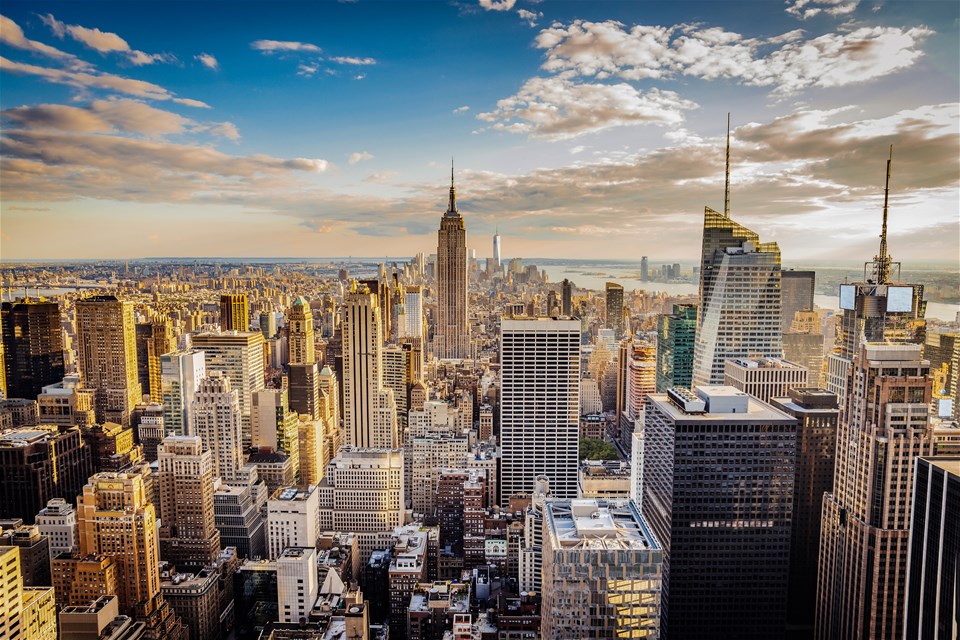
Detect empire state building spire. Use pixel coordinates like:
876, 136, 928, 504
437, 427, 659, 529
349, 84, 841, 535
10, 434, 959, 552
446, 158, 459, 216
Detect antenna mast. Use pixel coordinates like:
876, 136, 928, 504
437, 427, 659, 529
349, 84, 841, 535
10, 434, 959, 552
724, 112, 731, 217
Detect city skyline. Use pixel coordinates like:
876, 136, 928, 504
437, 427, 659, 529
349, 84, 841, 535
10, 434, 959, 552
1, 1, 958, 263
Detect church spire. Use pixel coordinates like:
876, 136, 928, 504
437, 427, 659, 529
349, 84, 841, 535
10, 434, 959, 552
724, 112, 731, 218
446, 157, 459, 215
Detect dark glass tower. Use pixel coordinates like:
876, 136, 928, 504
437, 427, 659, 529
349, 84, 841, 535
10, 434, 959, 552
1, 300, 64, 400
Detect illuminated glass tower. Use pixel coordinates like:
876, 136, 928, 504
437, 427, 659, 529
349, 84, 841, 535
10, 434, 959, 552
656, 304, 697, 392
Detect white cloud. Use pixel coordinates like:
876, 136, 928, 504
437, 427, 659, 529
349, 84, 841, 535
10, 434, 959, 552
297, 63, 319, 77
533, 19, 932, 96
195, 53, 219, 70
330, 56, 376, 65
786, 0, 859, 20
478, 0, 517, 11
0, 14, 91, 70
517, 9, 543, 27
453, 105, 470, 113
477, 74, 698, 139
348, 151, 374, 164
172, 98, 212, 109
251, 39, 322, 53
354, 74, 366, 80
40, 13, 174, 65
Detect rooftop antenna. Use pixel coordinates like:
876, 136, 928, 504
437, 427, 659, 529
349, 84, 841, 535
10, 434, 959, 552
875, 145, 894, 284
724, 112, 731, 218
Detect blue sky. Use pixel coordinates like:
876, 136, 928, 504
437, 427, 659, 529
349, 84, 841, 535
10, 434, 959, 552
1, 0, 957, 263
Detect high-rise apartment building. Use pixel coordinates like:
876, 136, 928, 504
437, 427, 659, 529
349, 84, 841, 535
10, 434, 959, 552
691, 208, 783, 387
287, 297, 315, 366
219, 293, 249, 331
0, 426, 91, 524
655, 304, 697, 392
604, 282, 625, 339
816, 343, 934, 640
781, 270, 816, 332
192, 371, 245, 482
500, 317, 580, 502
434, 167, 470, 360
642, 386, 797, 639
1, 300, 64, 401
342, 285, 398, 449
723, 356, 808, 403
156, 435, 221, 566
904, 456, 959, 640
541, 499, 662, 640
191, 331, 265, 447
75, 296, 142, 426
77, 471, 185, 637
160, 349, 206, 436
770, 388, 840, 631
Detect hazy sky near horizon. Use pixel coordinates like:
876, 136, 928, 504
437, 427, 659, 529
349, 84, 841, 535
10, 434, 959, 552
1, 1, 958, 263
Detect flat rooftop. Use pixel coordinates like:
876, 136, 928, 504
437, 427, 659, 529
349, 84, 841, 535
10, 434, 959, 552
922, 456, 960, 477
545, 499, 660, 551
650, 392, 795, 424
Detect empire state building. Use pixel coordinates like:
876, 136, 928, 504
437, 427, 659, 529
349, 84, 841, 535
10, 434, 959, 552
434, 164, 470, 359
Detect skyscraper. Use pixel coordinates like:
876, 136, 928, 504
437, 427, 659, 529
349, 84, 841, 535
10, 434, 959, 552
135, 316, 175, 402
251, 388, 300, 477
541, 499, 662, 640
75, 296, 142, 426
434, 164, 470, 360
191, 330, 266, 447
342, 284, 398, 449
160, 349, 206, 436
77, 471, 185, 637
642, 386, 797, 639
604, 282, 625, 338
192, 371, 245, 483
219, 293, 249, 331
815, 343, 934, 640
640, 256, 649, 281
500, 317, 580, 502
493, 228, 502, 268
1, 300, 64, 401
156, 435, 221, 566
781, 270, 816, 332
655, 303, 697, 392
287, 296, 315, 366
561, 279, 573, 317
904, 456, 960, 640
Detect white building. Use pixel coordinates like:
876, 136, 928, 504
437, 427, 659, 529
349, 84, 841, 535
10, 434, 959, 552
723, 357, 808, 403
267, 486, 320, 561
500, 317, 580, 502
160, 349, 206, 436
277, 547, 319, 624
35, 499, 77, 559
192, 372, 244, 483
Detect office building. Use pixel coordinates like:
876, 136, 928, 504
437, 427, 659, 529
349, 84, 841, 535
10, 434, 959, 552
191, 331, 266, 448
904, 456, 959, 640
541, 499, 661, 639
723, 357, 808, 403
213, 471, 267, 560
35, 498, 78, 559
383, 343, 412, 428
219, 294, 249, 332
252, 388, 300, 477
260, 311, 278, 340
640, 256, 649, 281
401, 285, 424, 341
77, 471, 185, 637
561, 279, 573, 317
434, 166, 471, 360
783, 329, 825, 387
691, 207, 783, 387
0, 426, 91, 524
51, 553, 118, 610
135, 317, 175, 402
604, 282, 625, 338
158, 564, 221, 640
58, 595, 147, 640
75, 296, 142, 426
287, 361, 320, 420
1, 545, 57, 640
318, 448, 405, 563
770, 388, 839, 630
500, 318, 580, 502
36, 375, 95, 428
816, 343, 934, 640
781, 270, 816, 332
160, 349, 206, 436
642, 386, 797, 639
1, 300, 64, 401
192, 371, 245, 482
493, 228, 502, 267
0, 524, 50, 587
655, 304, 697, 392
156, 435, 221, 566
277, 547, 318, 624
267, 485, 320, 560
342, 285, 398, 449
287, 297, 315, 366
82, 421, 142, 473
519, 475, 551, 594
